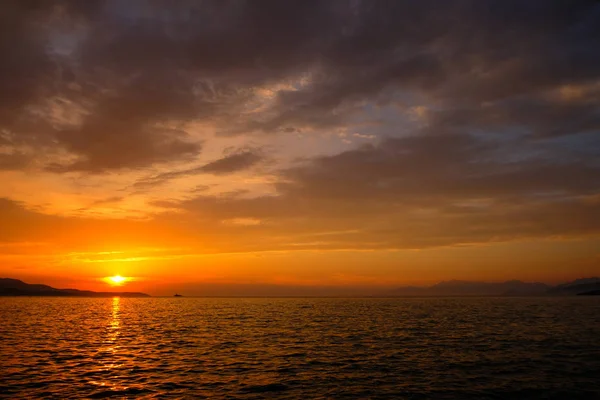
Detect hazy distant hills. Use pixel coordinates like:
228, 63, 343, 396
0, 278, 150, 297
391, 278, 600, 296
1, 277, 599, 297
546, 278, 600, 296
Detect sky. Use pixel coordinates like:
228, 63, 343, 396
1, 0, 599, 295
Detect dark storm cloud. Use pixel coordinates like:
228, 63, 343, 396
0, 3, 52, 127
424, 83, 600, 141
2, 0, 599, 172
228, 0, 600, 134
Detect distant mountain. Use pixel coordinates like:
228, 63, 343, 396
0, 278, 150, 297
390, 280, 550, 296
390, 278, 600, 297
558, 277, 600, 287
432, 280, 550, 296
577, 290, 600, 296
546, 277, 600, 296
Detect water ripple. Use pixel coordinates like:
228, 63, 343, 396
1, 297, 600, 399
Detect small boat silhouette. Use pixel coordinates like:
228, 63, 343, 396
174, 293, 183, 297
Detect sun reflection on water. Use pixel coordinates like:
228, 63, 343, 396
90, 297, 127, 391
104, 296, 120, 347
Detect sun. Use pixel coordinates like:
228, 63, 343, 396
105, 275, 129, 286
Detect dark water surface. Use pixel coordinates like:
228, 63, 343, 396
1, 297, 599, 399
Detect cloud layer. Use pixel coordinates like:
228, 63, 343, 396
1, 0, 599, 256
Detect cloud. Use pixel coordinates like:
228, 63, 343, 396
2, 1, 598, 171
89, 196, 124, 206
221, 218, 262, 227
132, 148, 265, 190
154, 131, 600, 250
0, 151, 30, 170
199, 150, 264, 174
1, 1, 599, 253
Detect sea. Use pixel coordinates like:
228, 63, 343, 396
1, 297, 599, 399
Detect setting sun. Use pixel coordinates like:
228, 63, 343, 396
105, 275, 128, 286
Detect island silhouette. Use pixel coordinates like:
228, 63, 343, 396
0, 278, 150, 297
2, 277, 600, 297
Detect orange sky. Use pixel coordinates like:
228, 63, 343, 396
1, 2, 599, 295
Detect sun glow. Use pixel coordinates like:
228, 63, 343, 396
105, 275, 129, 286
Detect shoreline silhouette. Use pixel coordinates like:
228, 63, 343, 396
0, 278, 150, 297
2, 277, 599, 298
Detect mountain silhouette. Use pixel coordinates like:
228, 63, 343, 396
546, 277, 600, 296
391, 280, 549, 296
577, 290, 600, 296
391, 278, 600, 296
0, 278, 150, 297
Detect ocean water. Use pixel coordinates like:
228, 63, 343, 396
1, 297, 599, 399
